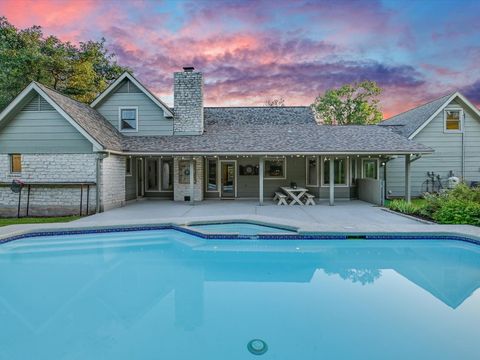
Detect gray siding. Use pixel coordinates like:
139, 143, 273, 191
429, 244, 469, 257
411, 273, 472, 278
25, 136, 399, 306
0, 98, 93, 153
95, 79, 173, 136
386, 99, 480, 197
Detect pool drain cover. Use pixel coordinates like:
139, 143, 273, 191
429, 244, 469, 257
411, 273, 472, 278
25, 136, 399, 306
247, 339, 268, 355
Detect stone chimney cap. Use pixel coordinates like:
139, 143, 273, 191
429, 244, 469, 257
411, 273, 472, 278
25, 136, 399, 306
183, 66, 195, 72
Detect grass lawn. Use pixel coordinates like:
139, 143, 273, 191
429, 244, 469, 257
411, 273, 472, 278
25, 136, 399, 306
0, 216, 81, 227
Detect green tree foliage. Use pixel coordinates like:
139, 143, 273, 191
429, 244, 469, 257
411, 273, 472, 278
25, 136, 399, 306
0, 17, 128, 110
312, 81, 383, 125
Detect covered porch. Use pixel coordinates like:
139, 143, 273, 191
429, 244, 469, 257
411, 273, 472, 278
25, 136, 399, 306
123, 152, 420, 206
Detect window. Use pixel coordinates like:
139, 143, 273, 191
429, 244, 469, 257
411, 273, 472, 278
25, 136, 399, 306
444, 109, 462, 132
146, 158, 159, 191
323, 158, 347, 185
350, 158, 357, 185
306, 156, 318, 186
125, 157, 132, 176
362, 159, 378, 179
206, 158, 218, 191
161, 158, 173, 191
179, 160, 196, 184
119, 107, 138, 131
10, 154, 22, 173
264, 158, 286, 179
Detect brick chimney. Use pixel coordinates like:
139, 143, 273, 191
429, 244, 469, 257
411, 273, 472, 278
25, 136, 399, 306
173, 67, 204, 135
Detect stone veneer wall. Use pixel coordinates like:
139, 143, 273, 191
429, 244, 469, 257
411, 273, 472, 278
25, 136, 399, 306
173, 70, 204, 135
99, 154, 126, 211
173, 157, 204, 201
0, 154, 97, 217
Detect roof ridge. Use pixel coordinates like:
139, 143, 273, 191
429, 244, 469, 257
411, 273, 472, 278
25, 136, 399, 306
383, 91, 456, 122
205, 106, 311, 109
34, 81, 92, 109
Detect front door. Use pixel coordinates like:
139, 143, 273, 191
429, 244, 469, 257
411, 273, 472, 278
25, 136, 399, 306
137, 158, 144, 197
221, 161, 236, 198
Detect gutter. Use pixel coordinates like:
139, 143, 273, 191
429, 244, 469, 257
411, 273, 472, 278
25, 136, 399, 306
103, 150, 434, 157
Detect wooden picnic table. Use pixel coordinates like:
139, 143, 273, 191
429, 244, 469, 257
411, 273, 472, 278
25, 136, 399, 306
280, 186, 308, 205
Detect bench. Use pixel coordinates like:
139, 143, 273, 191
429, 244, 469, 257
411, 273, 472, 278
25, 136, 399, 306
304, 193, 315, 205
274, 191, 288, 205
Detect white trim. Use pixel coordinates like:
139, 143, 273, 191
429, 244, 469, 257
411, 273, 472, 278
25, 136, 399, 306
264, 157, 287, 180
90, 72, 174, 118
118, 106, 139, 133
361, 158, 380, 180
205, 157, 220, 193
408, 92, 480, 139
0, 83, 104, 150
443, 108, 463, 133
320, 156, 349, 187
219, 160, 237, 198
305, 155, 319, 187
106, 150, 433, 156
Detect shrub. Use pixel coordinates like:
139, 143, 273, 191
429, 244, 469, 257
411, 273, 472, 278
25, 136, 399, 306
432, 199, 480, 226
387, 199, 420, 215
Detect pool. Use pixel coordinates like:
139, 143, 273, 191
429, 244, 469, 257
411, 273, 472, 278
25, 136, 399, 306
188, 221, 297, 235
1, 229, 480, 359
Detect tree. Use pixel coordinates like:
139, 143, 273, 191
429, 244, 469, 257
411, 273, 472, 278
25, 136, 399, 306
264, 97, 285, 106
312, 81, 383, 125
0, 17, 128, 110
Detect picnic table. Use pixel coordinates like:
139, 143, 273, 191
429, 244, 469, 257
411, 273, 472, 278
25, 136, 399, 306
280, 186, 308, 205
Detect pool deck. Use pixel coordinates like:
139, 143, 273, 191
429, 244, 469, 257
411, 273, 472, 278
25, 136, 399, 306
0, 199, 479, 241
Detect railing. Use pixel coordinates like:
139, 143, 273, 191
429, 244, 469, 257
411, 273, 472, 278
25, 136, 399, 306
0, 182, 96, 218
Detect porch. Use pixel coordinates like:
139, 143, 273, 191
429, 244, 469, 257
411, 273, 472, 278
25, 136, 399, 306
124, 154, 417, 206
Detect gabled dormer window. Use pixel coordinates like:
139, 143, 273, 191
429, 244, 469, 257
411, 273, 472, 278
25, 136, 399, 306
444, 109, 463, 133
119, 107, 138, 132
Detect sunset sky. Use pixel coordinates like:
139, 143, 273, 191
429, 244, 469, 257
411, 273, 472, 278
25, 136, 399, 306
1, 0, 479, 117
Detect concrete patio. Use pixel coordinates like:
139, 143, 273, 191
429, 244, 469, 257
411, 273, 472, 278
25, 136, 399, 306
75, 199, 422, 228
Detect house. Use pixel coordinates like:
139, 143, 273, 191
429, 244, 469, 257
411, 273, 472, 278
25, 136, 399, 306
0, 68, 436, 216
379, 92, 480, 197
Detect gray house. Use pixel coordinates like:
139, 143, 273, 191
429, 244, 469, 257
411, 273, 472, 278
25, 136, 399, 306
380, 92, 480, 197
0, 68, 459, 217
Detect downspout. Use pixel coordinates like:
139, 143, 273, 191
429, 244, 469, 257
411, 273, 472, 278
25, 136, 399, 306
462, 111, 465, 180
96, 152, 108, 213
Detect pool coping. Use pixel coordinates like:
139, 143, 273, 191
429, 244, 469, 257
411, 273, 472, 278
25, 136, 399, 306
1, 216, 479, 246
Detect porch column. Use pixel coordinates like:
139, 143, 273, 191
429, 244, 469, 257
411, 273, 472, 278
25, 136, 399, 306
259, 156, 264, 205
329, 158, 335, 206
189, 158, 194, 204
404, 154, 411, 203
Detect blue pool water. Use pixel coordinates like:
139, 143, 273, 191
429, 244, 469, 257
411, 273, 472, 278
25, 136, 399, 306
189, 222, 296, 235
0, 229, 480, 360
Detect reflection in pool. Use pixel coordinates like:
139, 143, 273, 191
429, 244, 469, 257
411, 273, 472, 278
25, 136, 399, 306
0, 229, 479, 360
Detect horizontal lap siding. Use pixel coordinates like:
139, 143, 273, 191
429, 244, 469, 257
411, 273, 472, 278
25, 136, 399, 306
0, 110, 93, 153
386, 100, 480, 197
95, 84, 173, 136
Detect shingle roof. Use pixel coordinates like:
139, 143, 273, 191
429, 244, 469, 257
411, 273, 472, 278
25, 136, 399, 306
122, 106, 433, 154
379, 93, 455, 137
35, 83, 123, 150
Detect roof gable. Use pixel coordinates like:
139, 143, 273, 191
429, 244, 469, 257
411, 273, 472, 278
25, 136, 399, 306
380, 92, 480, 139
90, 72, 173, 118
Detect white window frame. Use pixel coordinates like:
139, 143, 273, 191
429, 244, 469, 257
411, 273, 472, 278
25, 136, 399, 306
361, 158, 379, 180
205, 157, 219, 192
125, 157, 133, 176
264, 157, 287, 180
10, 154, 22, 174
443, 108, 463, 133
118, 106, 139, 132
321, 156, 349, 187
305, 156, 319, 187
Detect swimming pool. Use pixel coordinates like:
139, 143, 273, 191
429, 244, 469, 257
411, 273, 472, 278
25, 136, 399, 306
188, 221, 297, 235
0, 228, 479, 359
